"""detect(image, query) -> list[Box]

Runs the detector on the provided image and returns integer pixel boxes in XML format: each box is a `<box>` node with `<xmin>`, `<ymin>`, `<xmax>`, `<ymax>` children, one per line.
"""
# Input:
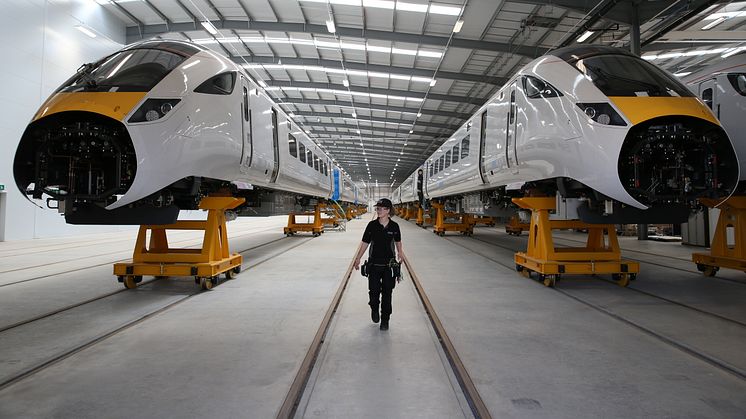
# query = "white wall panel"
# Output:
<box><xmin>0</xmin><ymin>0</ymin><xmax>125</xmax><ymax>240</ymax></box>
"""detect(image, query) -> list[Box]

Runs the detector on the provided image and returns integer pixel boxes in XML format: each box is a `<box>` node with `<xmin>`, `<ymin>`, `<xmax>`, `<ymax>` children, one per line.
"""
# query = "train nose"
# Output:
<box><xmin>13</xmin><ymin>111</ymin><xmax>137</xmax><ymax>205</ymax></box>
<box><xmin>617</xmin><ymin>115</ymin><xmax>739</xmax><ymax>207</ymax></box>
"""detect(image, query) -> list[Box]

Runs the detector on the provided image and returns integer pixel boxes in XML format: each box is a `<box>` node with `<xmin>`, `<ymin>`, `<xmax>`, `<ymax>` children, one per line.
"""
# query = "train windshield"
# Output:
<box><xmin>575</xmin><ymin>54</ymin><xmax>693</xmax><ymax>97</ymax></box>
<box><xmin>727</xmin><ymin>74</ymin><xmax>746</xmax><ymax>96</ymax></box>
<box><xmin>57</xmin><ymin>48</ymin><xmax>187</xmax><ymax>93</ymax></box>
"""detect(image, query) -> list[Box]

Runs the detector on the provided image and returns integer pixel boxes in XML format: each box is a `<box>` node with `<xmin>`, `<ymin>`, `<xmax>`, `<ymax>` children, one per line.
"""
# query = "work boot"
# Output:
<box><xmin>380</xmin><ymin>319</ymin><xmax>389</xmax><ymax>331</ymax></box>
<box><xmin>371</xmin><ymin>307</ymin><xmax>380</xmax><ymax>323</ymax></box>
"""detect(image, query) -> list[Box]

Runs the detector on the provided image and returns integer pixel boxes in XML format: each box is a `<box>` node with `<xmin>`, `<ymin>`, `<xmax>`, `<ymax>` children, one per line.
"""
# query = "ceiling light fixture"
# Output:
<box><xmin>453</xmin><ymin>19</ymin><xmax>464</xmax><ymax>33</ymax></box>
<box><xmin>702</xmin><ymin>17</ymin><xmax>727</xmax><ymax>30</ymax></box>
<box><xmin>576</xmin><ymin>31</ymin><xmax>594</xmax><ymax>43</ymax></box>
<box><xmin>201</xmin><ymin>21</ymin><xmax>218</xmax><ymax>35</ymax></box>
<box><xmin>343</xmin><ymin>79</ymin><xmax>350</xmax><ymax>87</ymax></box>
<box><xmin>326</xmin><ymin>19</ymin><xmax>336</xmax><ymax>33</ymax></box>
<box><xmin>75</xmin><ymin>25</ymin><xmax>97</xmax><ymax>38</ymax></box>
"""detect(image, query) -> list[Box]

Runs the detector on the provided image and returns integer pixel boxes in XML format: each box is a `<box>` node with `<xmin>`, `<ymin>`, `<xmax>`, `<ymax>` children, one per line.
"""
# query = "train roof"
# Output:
<box><xmin>548</xmin><ymin>45</ymin><xmax>638</xmax><ymax>65</ymax></box>
<box><xmin>124</xmin><ymin>40</ymin><xmax>205</xmax><ymax>58</ymax></box>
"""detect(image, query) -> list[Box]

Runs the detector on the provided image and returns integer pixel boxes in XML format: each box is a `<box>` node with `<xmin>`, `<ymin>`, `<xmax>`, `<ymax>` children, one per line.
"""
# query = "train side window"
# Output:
<box><xmin>445</xmin><ymin>150</ymin><xmax>452</xmax><ymax>168</ymax></box>
<box><xmin>439</xmin><ymin>155</ymin><xmax>445</xmax><ymax>172</ymax></box>
<box><xmin>307</xmin><ymin>150</ymin><xmax>313</xmax><ymax>168</ymax></box>
<box><xmin>195</xmin><ymin>72</ymin><xmax>236</xmax><ymax>95</ymax></box>
<box><xmin>288</xmin><ymin>134</ymin><xmax>297</xmax><ymax>158</ymax></box>
<box><xmin>522</xmin><ymin>75</ymin><xmax>561</xmax><ymax>99</ymax></box>
<box><xmin>323</xmin><ymin>162</ymin><xmax>328</xmax><ymax>176</ymax></box>
<box><xmin>452</xmin><ymin>145</ymin><xmax>459</xmax><ymax>163</ymax></box>
<box><xmin>314</xmin><ymin>155</ymin><xmax>320</xmax><ymax>172</ymax></box>
<box><xmin>727</xmin><ymin>74</ymin><xmax>746</xmax><ymax>96</ymax></box>
<box><xmin>701</xmin><ymin>88</ymin><xmax>713</xmax><ymax>109</ymax></box>
<box><xmin>461</xmin><ymin>137</ymin><xmax>469</xmax><ymax>158</ymax></box>
<box><xmin>429</xmin><ymin>163</ymin><xmax>433</xmax><ymax>178</ymax></box>
<box><xmin>299</xmin><ymin>143</ymin><xmax>306</xmax><ymax>163</ymax></box>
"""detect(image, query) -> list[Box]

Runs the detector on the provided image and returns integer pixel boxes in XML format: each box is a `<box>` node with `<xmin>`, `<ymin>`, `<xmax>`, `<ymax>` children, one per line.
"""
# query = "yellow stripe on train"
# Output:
<box><xmin>33</xmin><ymin>92</ymin><xmax>147</xmax><ymax>122</ymax></box>
<box><xmin>609</xmin><ymin>96</ymin><xmax>719</xmax><ymax>126</ymax></box>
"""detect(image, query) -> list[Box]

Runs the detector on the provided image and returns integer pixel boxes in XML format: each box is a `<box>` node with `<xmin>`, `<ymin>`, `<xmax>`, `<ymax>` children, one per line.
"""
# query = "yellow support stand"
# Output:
<box><xmin>512</xmin><ymin>197</ymin><xmax>639</xmax><ymax>287</ymax></box>
<box><xmin>113</xmin><ymin>196</ymin><xmax>245</xmax><ymax>290</ymax></box>
<box><xmin>505</xmin><ymin>214</ymin><xmax>529</xmax><ymax>236</ymax></box>
<box><xmin>472</xmin><ymin>215</ymin><xmax>496</xmax><ymax>227</ymax></box>
<box><xmin>284</xmin><ymin>202</ymin><xmax>324</xmax><ymax>237</ymax></box>
<box><xmin>432</xmin><ymin>202</ymin><xmax>474</xmax><ymax>236</ymax></box>
<box><xmin>692</xmin><ymin>196</ymin><xmax>746</xmax><ymax>277</ymax></box>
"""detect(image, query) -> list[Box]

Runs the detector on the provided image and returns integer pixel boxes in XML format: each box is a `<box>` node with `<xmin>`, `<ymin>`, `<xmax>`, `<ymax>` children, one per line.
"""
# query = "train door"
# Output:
<box><xmin>478</xmin><ymin>111</ymin><xmax>488</xmax><ymax>183</ymax></box>
<box><xmin>506</xmin><ymin>83</ymin><xmax>519</xmax><ymax>174</ymax></box>
<box><xmin>239</xmin><ymin>77</ymin><xmax>253</xmax><ymax>173</ymax></box>
<box><xmin>699</xmin><ymin>79</ymin><xmax>718</xmax><ymax>118</ymax></box>
<box><xmin>270</xmin><ymin>108</ymin><xmax>280</xmax><ymax>183</ymax></box>
<box><xmin>416</xmin><ymin>168</ymin><xmax>424</xmax><ymax>206</ymax></box>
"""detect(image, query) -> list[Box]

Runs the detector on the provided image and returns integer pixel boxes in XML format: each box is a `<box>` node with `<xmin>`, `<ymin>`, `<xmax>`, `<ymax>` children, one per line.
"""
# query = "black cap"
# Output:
<box><xmin>374</xmin><ymin>198</ymin><xmax>393</xmax><ymax>209</ymax></box>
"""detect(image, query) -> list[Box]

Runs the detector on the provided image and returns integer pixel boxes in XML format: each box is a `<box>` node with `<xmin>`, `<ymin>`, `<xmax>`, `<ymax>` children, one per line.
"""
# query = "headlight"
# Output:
<box><xmin>576</xmin><ymin>103</ymin><xmax>626</xmax><ymax>126</ymax></box>
<box><xmin>129</xmin><ymin>99</ymin><xmax>181</xmax><ymax>123</ymax></box>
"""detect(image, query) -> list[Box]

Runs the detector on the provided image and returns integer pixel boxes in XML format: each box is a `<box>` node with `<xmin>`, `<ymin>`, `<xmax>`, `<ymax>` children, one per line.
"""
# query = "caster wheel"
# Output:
<box><xmin>702</xmin><ymin>265</ymin><xmax>718</xmax><ymax>277</ymax></box>
<box><xmin>225</xmin><ymin>267</ymin><xmax>240</xmax><ymax>280</ymax></box>
<box><xmin>200</xmin><ymin>277</ymin><xmax>215</xmax><ymax>290</ymax></box>
<box><xmin>515</xmin><ymin>264</ymin><xmax>524</xmax><ymax>272</ymax></box>
<box><xmin>616</xmin><ymin>273</ymin><xmax>630</xmax><ymax>287</ymax></box>
<box><xmin>123</xmin><ymin>275</ymin><xmax>141</xmax><ymax>289</ymax></box>
<box><xmin>542</xmin><ymin>274</ymin><xmax>556</xmax><ymax>288</ymax></box>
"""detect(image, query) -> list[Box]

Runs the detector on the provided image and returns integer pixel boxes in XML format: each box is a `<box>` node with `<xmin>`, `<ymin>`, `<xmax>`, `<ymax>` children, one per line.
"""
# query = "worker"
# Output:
<box><xmin>353</xmin><ymin>198</ymin><xmax>404</xmax><ymax>331</ymax></box>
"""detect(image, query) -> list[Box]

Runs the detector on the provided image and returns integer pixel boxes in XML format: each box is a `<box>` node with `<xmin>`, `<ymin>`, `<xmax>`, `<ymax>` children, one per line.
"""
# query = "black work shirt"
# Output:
<box><xmin>362</xmin><ymin>219</ymin><xmax>401</xmax><ymax>264</ymax></box>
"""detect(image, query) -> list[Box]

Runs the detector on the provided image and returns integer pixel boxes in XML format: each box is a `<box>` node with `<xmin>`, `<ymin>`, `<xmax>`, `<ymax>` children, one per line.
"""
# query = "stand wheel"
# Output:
<box><xmin>123</xmin><ymin>275</ymin><xmax>141</xmax><ymax>289</ymax></box>
<box><xmin>225</xmin><ymin>266</ymin><xmax>240</xmax><ymax>280</ymax></box>
<box><xmin>313</xmin><ymin>232</ymin><xmax>321</xmax><ymax>237</ymax></box>
<box><xmin>615</xmin><ymin>273</ymin><xmax>631</xmax><ymax>287</ymax></box>
<box><xmin>702</xmin><ymin>265</ymin><xmax>718</xmax><ymax>277</ymax></box>
<box><xmin>200</xmin><ymin>277</ymin><xmax>215</xmax><ymax>290</ymax></box>
<box><xmin>541</xmin><ymin>274</ymin><xmax>556</xmax><ymax>288</ymax></box>
<box><xmin>515</xmin><ymin>264</ymin><xmax>524</xmax><ymax>272</ymax></box>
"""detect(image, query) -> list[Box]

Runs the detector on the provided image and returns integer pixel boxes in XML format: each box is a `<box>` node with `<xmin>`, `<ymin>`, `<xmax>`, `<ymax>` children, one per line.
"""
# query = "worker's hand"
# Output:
<box><xmin>353</xmin><ymin>258</ymin><xmax>360</xmax><ymax>270</ymax></box>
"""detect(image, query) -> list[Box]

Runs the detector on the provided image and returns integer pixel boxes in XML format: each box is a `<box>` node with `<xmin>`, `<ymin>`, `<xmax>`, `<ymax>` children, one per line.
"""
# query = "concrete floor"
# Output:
<box><xmin>0</xmin><ymin>215</ymin><xmax>745</xmax><ymax>418</ymax></box>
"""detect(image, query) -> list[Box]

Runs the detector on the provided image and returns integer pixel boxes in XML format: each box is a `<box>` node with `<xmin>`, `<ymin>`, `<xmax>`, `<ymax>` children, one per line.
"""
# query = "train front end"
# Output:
<box><xmin>13</xmin><ymin>41</ymin><xmax>203</xmax><ymax>224</ymax></box>
<box><xmin>554</xmin><ymin>46</ymin><xmax>739</xmax><ymax>222</ymax></box>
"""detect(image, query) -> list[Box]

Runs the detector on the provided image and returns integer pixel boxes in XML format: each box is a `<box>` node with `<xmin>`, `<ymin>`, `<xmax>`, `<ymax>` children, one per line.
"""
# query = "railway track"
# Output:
<box><xmin>276</xmin><ymin>257</ymin><xmax>492</xmax><ymax>419</ymax></box>
<box><xmin>0</xmin><ymin>234</ymin><xmax>314</xmax><ymax>391</ymax></box>
<box><xmin>441</xmin><ymin>234</ymin><xmax>746</xmax><ymax>382</ymax></box>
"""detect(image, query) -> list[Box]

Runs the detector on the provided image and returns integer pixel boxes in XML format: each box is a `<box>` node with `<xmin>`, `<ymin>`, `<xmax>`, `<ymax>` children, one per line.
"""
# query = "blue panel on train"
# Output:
<box><xmin>332</xmin><ymin>169</ymin><xmax>340</xmax><ymax>200</ymax></box>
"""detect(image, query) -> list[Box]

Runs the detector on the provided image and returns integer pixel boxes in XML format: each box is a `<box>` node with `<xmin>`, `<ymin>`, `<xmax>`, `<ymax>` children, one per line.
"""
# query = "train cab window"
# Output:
<box><xmin>461</xmin><ymin>138</ymin><xmax>470</xmax><ymax>158</ymax></box>
<box><xmin>727</xmin><ymin>74</ymin><xmax>746</xmax><ymax>96</ymax></box>
<box><xmin>445</xmin><ymin>150</ymin><xmax>452</xmax><ymax>168</ymax></box>
<box><xmin>701</xmin><ymin>88</ymin><xmax>713</xmax><ymax>109</ymax></box>
<box><xmin>299</xmin><ymin>143</ymin><xmax>307</xmax><ymax>163</ymax></box>
<box><xmin>452</xmin><ymin>145</ymin><xmax>460</xmax><ymax>164</ymax></box>
<box><xmin>522</xmin><ymin>75</ymin><xmax>561</xmax><ymax>99</ymax></box>
<box><xmin>58</xmin><ymin>48</ymin><xmax>186</xmax><ymax>93</ymax></box>
<box><xmin>195</xmin><ymin>72</ymin><xmax>236</xmax><ymax>95</ymax></box>
<box><xmin>307</xmin><ymin>150</ymin><xmax>313</xmax><ymax>168</ymax></box>
<box><xmin>574</xmin><ymin>55</ymin><xmax>692</xmax><ymax>97</ymax></box>
<box><xmin>288</xmin><ymin>134</ymin><xmax>298</xmax><ymax>158</ymax></box>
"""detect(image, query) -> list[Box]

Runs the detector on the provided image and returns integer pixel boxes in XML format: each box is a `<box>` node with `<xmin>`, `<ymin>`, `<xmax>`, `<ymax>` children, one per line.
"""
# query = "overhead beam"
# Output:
<box><xmin>296</xmin><ymin>113</ymin><xmax>455</xmax><ymax>130</ymax></box>
<box><xmin>233</xmin><ymin>56</ymin><xmax>505</xmax><ymax>86</ymax></box>
<box><xmin>125</xmin><ymin>20</ymin><xmax>542</xmax><ymax>58</ymax></box>
<box><xmin>279</xmin><ymin>99</ymin><xmax>473</xmax><ymax>119</ymax></box>
<box><xmin>269</xmin><ymin>80</ymin><xmax>485</xmax><ymax>106</ymax></box>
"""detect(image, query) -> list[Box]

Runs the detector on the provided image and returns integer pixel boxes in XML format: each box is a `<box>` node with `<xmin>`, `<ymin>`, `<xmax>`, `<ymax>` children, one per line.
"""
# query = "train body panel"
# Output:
<box><xmin>684</xmin><ymin>56</ymin><xmax>746</xmax><ymax>180</ymax></box>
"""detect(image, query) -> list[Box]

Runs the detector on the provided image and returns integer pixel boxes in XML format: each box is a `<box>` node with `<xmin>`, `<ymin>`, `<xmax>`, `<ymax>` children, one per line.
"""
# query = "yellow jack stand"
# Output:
<box><xmin>403</xmin><ymin>204</ymin><xmax>417</xmax><ymax>221</ymax></box>
<box><xmin>692</xmin><ymin>196</ymin><xmax>746</xmax><ymax>277</ymax></box>
<box><xmin>284</xmin><ymin>202</ymin><xmax>324</xmax><ymax>237</ymax></box>
<box><xmin>505</xmin><ymin>214</ymin><xmax>529</xmax><ymax>236</ymax></box>
<box><xmin>113</xmin><ymin>197</ymin><xmax>245</xmax><ymax>290</ymax></box>
<box><xmin>472</xmin><ymin>215</ymin><xmax>496</xmax><ymax>227</ymax></box>
<box><xmin>512</xmin><ymin>197</ymin><xmax>639</xmax><ymax>287</ymax></box>
<box><xmin>432</xmin><ymin>202</ymin><xmax>474</xmax><ymax>236</ymax></box>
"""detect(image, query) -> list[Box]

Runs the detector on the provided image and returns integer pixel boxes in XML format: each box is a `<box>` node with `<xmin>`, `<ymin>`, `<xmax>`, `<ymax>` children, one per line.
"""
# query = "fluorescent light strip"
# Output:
<box><xmin>282</xmin><ymin>102</ymin><xmax>423</xmax><ymax>116</ymax></box>
<box><xmin>297</xmin><ymin>115</ymin><xmax>414</xmax><ymax>127</ymax></box>
<box><xmin>642</xmin><ymin>48</ymin><xmax>730</xmax><ymax>60</ymax></box>
<box><xmin>576</xmin><ymin>31</ymin><xmax>594</xmax><ymax>43</ymax></box>
<box><xmin>267</xmin><ymin>86</ymin><xmax>424</xmax><ymax>102</ymax></box>
<box><xmin>298</xmin><ymin>0</ymin><xmax>460</xmax><ymax>16</ymax></box>
<box><xmin>75</xmin><ymin>25</ymin><xmax>97</xmax><ymax>38</ymax></box>
<box><xmin>193</xmin><ymin>36</ymin><xmax>442</xmax><ymax>58</ymax></box>
<box><xmin>243</xmin><ymin>63</ymin><xmax>434</xmax><ymax>84</ymax></box>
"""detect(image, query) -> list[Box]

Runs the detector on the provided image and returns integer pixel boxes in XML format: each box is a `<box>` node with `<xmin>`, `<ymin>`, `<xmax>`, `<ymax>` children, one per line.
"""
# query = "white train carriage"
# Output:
<box><xmin>398</xmin><ymin>45</ymin><xmax>739</xmax><ymax>224</ymax></box>
<box><xmin>684</xmin><ymin>54</ymin><xmax>746</xmax><ymax>181</ymax></box>
<box><xmin>13</xmin><ymin>40</ymin><xmax>342</xmax><ymax>225</ymax></box>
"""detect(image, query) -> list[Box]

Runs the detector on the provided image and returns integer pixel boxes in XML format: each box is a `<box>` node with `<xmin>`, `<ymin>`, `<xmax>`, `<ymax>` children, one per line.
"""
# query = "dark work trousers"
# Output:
<box><xmin>368</xmin><ymin>265</ymin><xmax>396</xmax><ymax>320</ymax></box>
